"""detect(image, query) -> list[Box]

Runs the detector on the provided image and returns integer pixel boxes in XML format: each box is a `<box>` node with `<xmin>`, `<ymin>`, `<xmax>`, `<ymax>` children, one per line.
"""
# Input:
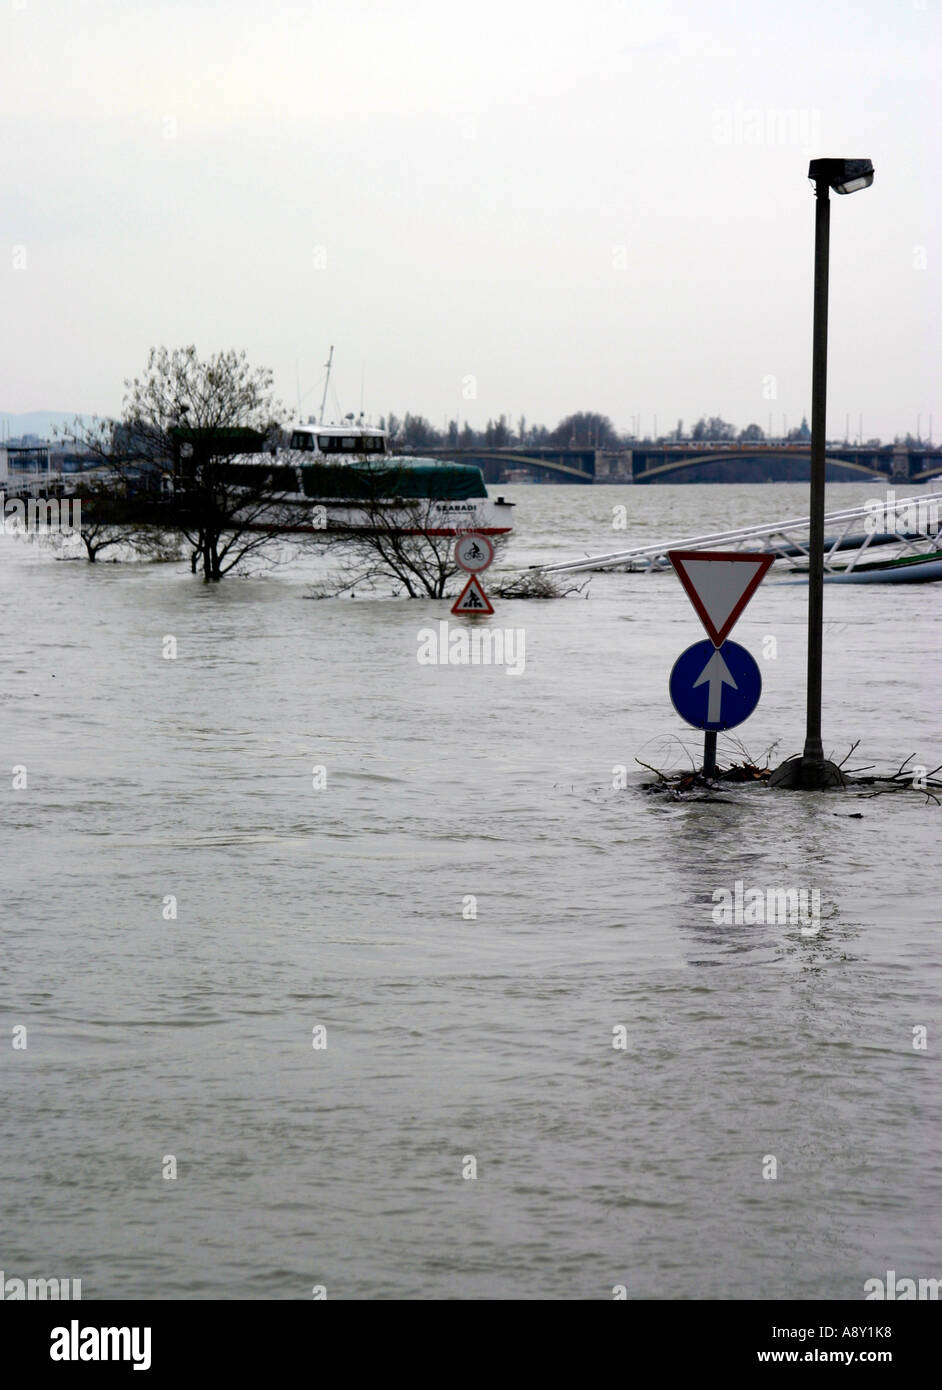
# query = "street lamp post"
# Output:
<box><xmin>772</xmin><ymin>158</ymin><xmax>873</xmax><ymax>791</ymax></box>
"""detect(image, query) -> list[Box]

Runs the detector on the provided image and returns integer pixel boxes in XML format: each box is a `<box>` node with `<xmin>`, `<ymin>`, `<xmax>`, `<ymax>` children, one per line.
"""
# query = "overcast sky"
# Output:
<box><xmin>1</xmin><ymin>0</ymin><xmax>938</xmax><ymax>440</ymax></box>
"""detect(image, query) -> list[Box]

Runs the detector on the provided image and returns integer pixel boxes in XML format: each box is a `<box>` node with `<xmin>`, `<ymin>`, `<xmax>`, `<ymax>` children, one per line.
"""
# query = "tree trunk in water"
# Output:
<box><xmin>203</xmin><ymin>533</ymin><xmax>222</xmax><ymax>581</ymax></box>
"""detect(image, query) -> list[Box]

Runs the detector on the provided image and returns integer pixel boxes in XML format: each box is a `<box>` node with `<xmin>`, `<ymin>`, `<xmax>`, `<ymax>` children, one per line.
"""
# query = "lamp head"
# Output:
<box><xmin>808</xmin><ymin>157</ymin><xmax>874</xmax><ymax>194</ymax></box>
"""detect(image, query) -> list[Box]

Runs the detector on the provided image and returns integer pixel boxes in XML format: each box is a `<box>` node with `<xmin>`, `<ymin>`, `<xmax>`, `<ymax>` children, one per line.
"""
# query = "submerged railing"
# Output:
<box><xmin>529</xmin><ymin>492</ymin><xmax>942</xmax><ymax>576</ymax></box>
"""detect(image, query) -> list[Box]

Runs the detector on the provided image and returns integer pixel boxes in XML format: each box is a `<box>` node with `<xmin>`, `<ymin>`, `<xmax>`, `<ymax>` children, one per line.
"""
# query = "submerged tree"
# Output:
<box><xmin>50</xmin><ymin>416</ymin><xmax>159</xmax><ymax>562</ymax></box>
<box><xmin>306</xmin><ymin>463</ymin><xmax>507</xmax><ymax>600</ymax></box>
<box><xmin>71</xmin><ymin>479</ymin><xmax>146</xmax><ymax>561</ymax></box>
<box><xmin>59</xmin><ymin>348</ymin><xmax>296</xmax><ymax>579</ymax></box>
<box><xmin>311</xmin><ymin>499</ymin><xmax>467</xmax><ymax>599</ymax></box>
<box><xmin>123</xmin><ymin>346</ymin><xmax>295</xmax><ymax>580</ymax></box>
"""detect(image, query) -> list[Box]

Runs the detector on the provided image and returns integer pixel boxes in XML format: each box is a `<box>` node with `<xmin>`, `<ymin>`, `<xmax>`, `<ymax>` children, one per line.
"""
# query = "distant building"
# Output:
<box><xmin>1</xmin><ymin>445</ymin><xmax>51</xmax><ymax>486</ymax></box>
<box><xmin>1</xmin><ymin>441</ymin><xmax>102</xmax><ymax>493</ymax></box>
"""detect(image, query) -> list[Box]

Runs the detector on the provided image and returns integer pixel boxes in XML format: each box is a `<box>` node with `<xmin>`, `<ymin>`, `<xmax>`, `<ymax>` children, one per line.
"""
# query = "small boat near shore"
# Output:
<box><xmin>821</xmin><ymin>550</ymin><xmax>942</xmax><ymax>583</ymax></box>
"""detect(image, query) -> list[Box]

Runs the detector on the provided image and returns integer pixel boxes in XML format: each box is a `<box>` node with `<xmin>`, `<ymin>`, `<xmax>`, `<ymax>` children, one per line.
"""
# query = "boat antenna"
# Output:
<box><xmin>319</xmin><ymin>345</ymin><xmax>334</xmax><ymax>425</ymax></box>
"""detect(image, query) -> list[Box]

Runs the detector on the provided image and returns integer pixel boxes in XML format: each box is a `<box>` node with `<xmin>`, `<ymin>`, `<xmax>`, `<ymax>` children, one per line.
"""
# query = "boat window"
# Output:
<box><xmin>315</xmin><ymin>434</ymin><xmax>388</xmax><ymax>455</ymax></box>
<box><xmin>289</xmin><ymin>431</ymin><xmax>315</xmax><ymax>450</ymax></box>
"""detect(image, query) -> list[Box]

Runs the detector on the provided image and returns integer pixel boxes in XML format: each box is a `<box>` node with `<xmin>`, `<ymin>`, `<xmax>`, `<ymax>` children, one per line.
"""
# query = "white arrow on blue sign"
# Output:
<box><xmin>669</xmin><ymin>638</ymin><xmax>761</xmax><ymax>731</ymax></box>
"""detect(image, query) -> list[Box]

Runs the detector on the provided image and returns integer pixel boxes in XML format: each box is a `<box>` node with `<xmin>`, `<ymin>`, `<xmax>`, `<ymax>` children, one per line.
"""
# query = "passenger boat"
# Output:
<box><xmin>256</xmin><ymin>419</ymin><xmax>515</xmax><ymax>536</ymax></box>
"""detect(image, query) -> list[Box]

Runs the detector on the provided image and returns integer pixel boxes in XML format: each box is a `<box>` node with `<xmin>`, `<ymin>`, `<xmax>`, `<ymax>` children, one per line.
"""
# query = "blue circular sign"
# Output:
<box><xmin>669</xmin><ymin>639</ymin><xmax>761</xmax><ymax>731</ymax></box>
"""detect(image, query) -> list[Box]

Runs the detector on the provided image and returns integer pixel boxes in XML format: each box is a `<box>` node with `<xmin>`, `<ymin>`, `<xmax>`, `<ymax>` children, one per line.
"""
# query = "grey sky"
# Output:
<box><xmin>1</xmin><ymin>0</ymin><xmax>938</xmax><ymax>439</ymax></box>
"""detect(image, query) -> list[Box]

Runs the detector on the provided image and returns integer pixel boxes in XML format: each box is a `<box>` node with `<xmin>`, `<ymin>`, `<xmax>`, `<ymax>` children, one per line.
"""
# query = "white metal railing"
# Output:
<box><xmin>529</xmin><ymin>492</ymin><xmax>942</xmax><ymax>575</ymax></box>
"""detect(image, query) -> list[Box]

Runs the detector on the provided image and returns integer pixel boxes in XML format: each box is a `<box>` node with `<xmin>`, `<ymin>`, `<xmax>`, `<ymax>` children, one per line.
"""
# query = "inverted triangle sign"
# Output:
<box><xmin>451</xmin><ymin>574</ymin><xmax>494</xmax><ymax>616</ymax></box>
<box><xmin>667</xmin><ymin>550</ymin><xmax>774</xmax><ymax>646</ymax></box>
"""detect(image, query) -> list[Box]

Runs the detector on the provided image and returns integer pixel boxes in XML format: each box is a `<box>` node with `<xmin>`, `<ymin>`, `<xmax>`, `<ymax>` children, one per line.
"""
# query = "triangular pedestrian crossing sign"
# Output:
<box><xmin>667</xmin><ymin>550</ymin><xmax>774</xmax><ymax>646</ymax></box>
<box><xmin>451</xmin><ymin>574</ymin><xmax>494</xmax><ymax>615</ymax></box>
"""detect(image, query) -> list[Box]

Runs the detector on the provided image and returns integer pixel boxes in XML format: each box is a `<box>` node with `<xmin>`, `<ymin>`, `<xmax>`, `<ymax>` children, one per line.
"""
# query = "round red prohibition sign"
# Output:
<box><xmin>454</xmin><ymin>533</ymin><xmax>494</xmax><ymax>574</ymax></box>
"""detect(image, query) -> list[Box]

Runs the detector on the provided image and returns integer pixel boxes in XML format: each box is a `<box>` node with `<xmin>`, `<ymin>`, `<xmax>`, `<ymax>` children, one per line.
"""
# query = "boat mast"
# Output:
<box><xmin>319</xmin><ymin>345</ymin><xmax>334</xmax><ymax>425</ymax></box>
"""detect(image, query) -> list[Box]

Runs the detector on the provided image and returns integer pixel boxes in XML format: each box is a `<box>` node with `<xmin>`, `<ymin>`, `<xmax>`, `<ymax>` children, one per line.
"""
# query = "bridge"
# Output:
<box><xmin>420</xmin><ymin>442</ymin><xmax>942</xmax><ymax>486</ymax></box>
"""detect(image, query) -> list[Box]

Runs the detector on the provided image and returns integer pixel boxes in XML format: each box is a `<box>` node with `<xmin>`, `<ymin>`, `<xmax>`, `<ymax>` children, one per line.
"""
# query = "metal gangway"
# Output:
<box><xmin>530</xmin><ymin>491</ymin><xmax>942</xmax><ymax>576</ymax></box>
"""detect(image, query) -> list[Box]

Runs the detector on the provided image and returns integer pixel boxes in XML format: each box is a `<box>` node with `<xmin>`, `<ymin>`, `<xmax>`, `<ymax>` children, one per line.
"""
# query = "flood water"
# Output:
<box><xmin>2</xmin><ymin>481</ymin><xmax>940</xmax><ymax>1300</ymax></box>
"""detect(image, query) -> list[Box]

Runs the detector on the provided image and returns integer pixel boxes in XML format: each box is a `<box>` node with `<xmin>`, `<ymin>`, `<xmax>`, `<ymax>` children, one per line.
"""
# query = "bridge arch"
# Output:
<box><xmin>634</xmin><ymin>449</ymin><xmax>883</xmax><ymax>482</ymax></box>
<box><xmin>425</xmin><ymin>450</ymin><xmax>594</xmax><ymax>482</ymax></box>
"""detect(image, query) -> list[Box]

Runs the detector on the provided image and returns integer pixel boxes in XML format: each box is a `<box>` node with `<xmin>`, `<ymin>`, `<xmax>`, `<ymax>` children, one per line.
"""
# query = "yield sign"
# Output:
<box><xmin>667</xmin><ymin>550</ymin><xmax>774</xmax><ymax>646</ymax></box>
<box><xmin>451</xmin><ymin>574</ymin><xmax>494</xmax><ymax>616</ymax></box>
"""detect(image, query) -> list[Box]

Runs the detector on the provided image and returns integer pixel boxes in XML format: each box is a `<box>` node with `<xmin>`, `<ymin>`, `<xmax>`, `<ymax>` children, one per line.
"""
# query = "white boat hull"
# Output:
<box><xmin>316</xmin><ymin>496</ymin><xmax>513</xmax><ymax>535</ymax></box>
<box><xmin>251</xmin><ymin>494</ymin><xmax>514</xmax><ymax>536</ymax></box>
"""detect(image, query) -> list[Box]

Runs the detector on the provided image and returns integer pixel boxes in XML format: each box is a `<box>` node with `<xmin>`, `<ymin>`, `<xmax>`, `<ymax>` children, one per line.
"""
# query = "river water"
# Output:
<box><xmin>2</xmin><ymin>481</ymin><xmax>940</xmax><ymax>1300</ymax></box>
